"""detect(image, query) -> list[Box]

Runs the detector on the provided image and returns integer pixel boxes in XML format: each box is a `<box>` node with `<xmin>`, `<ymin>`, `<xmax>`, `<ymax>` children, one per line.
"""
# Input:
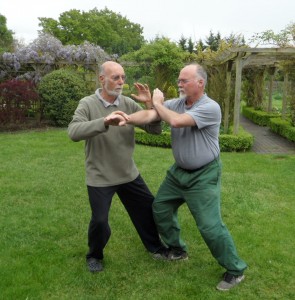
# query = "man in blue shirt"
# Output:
<box><xmin>120</xmin><ymin>63</ymin><xmax>247</xmax><ymax>291</ymax></box>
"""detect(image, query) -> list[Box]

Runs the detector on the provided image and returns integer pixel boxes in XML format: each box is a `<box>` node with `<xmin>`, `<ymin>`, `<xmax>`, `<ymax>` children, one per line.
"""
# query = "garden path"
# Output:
<box><xmin>239</xmin><ymin>115</ymin><xmax>295</xmax><ymax>154</ymax></box>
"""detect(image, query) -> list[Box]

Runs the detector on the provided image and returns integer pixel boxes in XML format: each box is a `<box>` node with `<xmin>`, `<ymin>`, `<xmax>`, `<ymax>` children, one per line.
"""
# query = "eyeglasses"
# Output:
<box><xmin>176</xmin><ymin>79</ymin><xmax>194</xmax><ymax>85</ymax></box>
<box><xmin>110</xmin><ymin>75</ymin><xmax>126</xmax><ymax>81</ymax></box>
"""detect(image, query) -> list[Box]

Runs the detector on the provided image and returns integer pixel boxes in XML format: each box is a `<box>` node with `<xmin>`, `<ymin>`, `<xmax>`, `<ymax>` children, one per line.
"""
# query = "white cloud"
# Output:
<box><xmin>1</xmin><ymin>0</ymin><xmax>294</xmax><ymax>44</ymax></box>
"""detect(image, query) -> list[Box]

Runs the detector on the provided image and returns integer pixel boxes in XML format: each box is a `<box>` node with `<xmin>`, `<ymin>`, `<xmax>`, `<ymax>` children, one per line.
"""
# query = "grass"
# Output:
<box><xmin>263</xmin><ymin>92</ymin><xmax>289</xmax><ymax>114</ymax></box>
<box><xmin>1</xmin><ymin>128</ymin><xmax>295</xmax><ymax>300</ymax></box>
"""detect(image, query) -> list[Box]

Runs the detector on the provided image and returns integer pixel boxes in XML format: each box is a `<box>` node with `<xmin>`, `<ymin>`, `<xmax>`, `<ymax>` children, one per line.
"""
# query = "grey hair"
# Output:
<box><xmin>195</xmin><ymin>64</ymin><xmax>207</xmax><ymax>87</ymax></box>
<box><xmin>99</xmin><ymin>64</ymin><xmax>105</xmax><ymax>76</ymax></box>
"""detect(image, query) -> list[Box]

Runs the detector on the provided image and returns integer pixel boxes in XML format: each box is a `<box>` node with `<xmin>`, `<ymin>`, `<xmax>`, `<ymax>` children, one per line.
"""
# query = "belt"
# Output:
<box><xmin>179</xmin><ymin>156</ymin><xmax>219</xmax><ymax>173</ymax></box>
<box><xmin>180</xmin><ymin>166</ymin><xmax>205</xmax><ymax>173</ymax></box>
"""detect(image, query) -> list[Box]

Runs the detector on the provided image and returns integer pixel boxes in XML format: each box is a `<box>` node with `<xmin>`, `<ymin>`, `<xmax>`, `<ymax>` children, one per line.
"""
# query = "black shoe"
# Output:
<box><xmin>87</xmin><ymin>258</ymin><xmax>103</xmax><ymax>272</ymax></box>
<box><xmin>151</xmin><ymin>247</ymin><xmax>169</xmax><ymax>260</ymax></box>
<box><xmin>167</xmin><ymin>248</ymin><xmax>188</xmax><ymax>261</ymax></box>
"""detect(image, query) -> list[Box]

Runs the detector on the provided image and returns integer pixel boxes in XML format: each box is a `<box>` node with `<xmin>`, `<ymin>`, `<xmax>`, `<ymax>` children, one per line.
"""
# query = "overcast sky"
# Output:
<box><xmin>1</xmin><ymin>0</ymin><xmax>294</xmax><ymax>45</ymax></box>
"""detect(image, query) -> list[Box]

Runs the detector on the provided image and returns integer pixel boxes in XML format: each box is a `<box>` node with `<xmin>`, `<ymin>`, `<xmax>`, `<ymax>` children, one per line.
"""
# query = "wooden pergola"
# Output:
<box><xmin>213</xmin><ymin>47</ymin><xmax>295</xmax><ymax>134</ymax></box>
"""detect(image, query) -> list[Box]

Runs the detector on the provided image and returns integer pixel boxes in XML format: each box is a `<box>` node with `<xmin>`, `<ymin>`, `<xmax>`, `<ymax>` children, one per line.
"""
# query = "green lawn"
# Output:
<box><xmin>1</xmin><ymin>129</ymin><xmax>294</xmax><ymax>300</ymax></box>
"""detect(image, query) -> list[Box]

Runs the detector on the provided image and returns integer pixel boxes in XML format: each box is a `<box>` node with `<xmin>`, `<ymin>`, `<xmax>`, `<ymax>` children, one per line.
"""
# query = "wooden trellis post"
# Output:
<box><xmin>224</xmin><ymin>60</ymin><xmax>233</xmax><ymax>134</ymax></box>
<box><xmin>233</xmin><ymin>52</ymin><xmax>244</xmax><ymax>135</ymax></box>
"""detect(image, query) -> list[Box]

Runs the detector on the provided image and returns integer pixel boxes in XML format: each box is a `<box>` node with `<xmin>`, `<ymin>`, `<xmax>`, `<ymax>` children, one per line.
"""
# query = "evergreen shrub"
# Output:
<box><xmin>242</xmin><ymin>106</ymin><xmax>280</xmax><ymax>126</ymax></box>
<box><xmin>242</xmin><ymin>105</ymin><xmax>294</xmax><ymax>142</ymax></box>
<box><xmin>166</xmin><ymin>86</ymin><xmax>178</xmax><ymax>99</ymax></box>
<box><xmin>135</xmin><ymin>129</ymin><xmax>171</xmax><ymax>148</ymax></box>
<box><xmin>219</xmin><ymin>129</ymin><xmax>254</xmax><ymax>152</ymax></box>
<box><xmin>269</xmin><ymin>117</ymin><xmax>295</xmax><ymax>142</ymax></box>
<box><xmin>135</xmin><ymin>127</ymin><xmax>253</xmax><ymax>152</ymax></box>
<box><xmin>38</xmin><ymin>69</ymin><xmax>88</xmax><ymax>127</ymax></box>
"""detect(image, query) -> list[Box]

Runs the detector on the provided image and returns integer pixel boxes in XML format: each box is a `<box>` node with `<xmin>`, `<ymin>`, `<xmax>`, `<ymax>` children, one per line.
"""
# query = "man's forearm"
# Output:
<box><xmin>153</xmin><ymin>102</ymin><xmax>175</xmax><ymax>125</ymax></box>
<box><xmin>127</xmin><ymin>109</ymin><xmax>160</xmax><ymax>125</ymax></box>
<box><xmin>153</xmin><ymin>102</ymin><xmax>195</xmax><ymax>128</ymax></box>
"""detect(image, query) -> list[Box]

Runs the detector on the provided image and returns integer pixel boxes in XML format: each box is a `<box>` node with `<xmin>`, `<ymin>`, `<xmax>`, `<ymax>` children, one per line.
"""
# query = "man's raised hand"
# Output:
<box><xmin>131</xmin><ymin>83</ymin><xmax>153</xmax><ymax>109</ymax></box>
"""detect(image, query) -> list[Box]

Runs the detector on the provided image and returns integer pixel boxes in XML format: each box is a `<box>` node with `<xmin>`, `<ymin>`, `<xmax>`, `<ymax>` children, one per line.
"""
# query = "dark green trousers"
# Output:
<box><xmin>153</xmin><ymin>158</ymin><xmax>247</xmax><ymax>275</ymax></box>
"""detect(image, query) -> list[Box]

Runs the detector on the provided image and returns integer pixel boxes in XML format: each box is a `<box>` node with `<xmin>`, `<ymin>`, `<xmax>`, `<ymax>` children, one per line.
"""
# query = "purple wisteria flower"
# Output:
<box><xmin>1</xmin><ymin>33</ymin><xmax>110</xmax><ymax>82</ymax></box>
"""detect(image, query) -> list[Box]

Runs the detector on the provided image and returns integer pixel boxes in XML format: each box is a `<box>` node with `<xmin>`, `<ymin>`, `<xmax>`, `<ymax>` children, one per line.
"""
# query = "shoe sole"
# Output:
<box><xmin>216</xmin><ymin>275</ymin><xmax>245</xmax><ymax>291</ymax></box>
<box><xmin>152</xmin><ymin>255</ymin><xmax>169</xmax><ymax>260</ymax></box>
<box><xmin>168</xmin><ymin>255</ymin><xmax>189</xmax><ymax>261</ymax></box>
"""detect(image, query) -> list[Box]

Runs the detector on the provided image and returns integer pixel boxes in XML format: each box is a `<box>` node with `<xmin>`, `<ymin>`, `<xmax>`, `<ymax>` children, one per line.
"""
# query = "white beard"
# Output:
<box><xmin>106</xmin><ymin>89</ymin><xmax>122</xmax><ymax>97</ymax></box>
<box><xmin>105</xmin><ymin>82</ymin><xmax>123</xmax><ymax>97</ymax></box>
<box><xmin>179</xmin><ymin>90</ymin><xmax>186</xmax><ymax>98</ymax></box>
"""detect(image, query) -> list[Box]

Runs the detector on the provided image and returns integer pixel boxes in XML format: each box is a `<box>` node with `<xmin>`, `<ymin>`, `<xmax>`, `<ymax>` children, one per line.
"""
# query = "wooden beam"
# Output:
<box><xmin>216</xmin><ymin>47</ymin><xmax>295</xmax><ymax>67</ymax></box>
<box><xmin>228</xmin><ymin>47</ymin><xmax>295</xmax><ymax>54</ymax></box>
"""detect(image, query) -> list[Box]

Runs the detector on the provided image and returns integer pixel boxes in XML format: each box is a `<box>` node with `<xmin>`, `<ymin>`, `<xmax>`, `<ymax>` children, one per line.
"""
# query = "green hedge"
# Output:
<box><xmin>219</xmin><ymin>130</ymin><xmax>254</xmax><ymax>152</ymax></box>
<box><xmin>269</xmin><ymin>118</ymin><xmax>295</xmax><ymax>142</ymax></box>
<box><xmin>135</xmin><ymin>129</ymin><xmax>171</xmax><ymax>148</ymax></box>
<box><xmin>242</xmin><ymin>106</ymin><xmax>280</xmax><ymax>126</ymax></box>
<box><xmin>242</xmin><ymin>105</ymin><xmax>295</xmax><ymax>143</ymax></box>
<box><xmin>135</xmin><ymin>127</ymin><xmax>253</xmax><ymax>152</ymax></box>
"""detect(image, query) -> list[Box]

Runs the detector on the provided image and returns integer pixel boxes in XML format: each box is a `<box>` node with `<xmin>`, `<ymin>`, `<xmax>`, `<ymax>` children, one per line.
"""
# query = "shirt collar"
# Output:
<box><xmin>184</xmin><ymin>93</ymin><xmax>207</xmax><ymax>109</ymax></box>
<box><xmin>95</xmin><ymin>88</ymin><xmax>120</xmax><ymax>107</ymax></box>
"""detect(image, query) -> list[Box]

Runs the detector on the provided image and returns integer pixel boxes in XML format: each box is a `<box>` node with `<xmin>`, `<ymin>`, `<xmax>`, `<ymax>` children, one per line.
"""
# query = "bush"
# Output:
<box><xmin>242</xmin><ymin>106</ymin><xmax>280</xmax><ymax>126</ymax></box>
<box><xmin>166</xmin><ymin>86</ymin><xmax>178</xmax><ymax>99</ymax></box>
<box><xmin>242</xmin><ymin>105</ymin><xmax>295</xmax><ymax>143</ymax></box>
<box><xmin>135</xmin><ymin>128</ymin><xmax>171</xmax><ymax>148</ymax></box>
<box><xmin>269</xmin><ymin>117</ymin><xmax>295</xmax><ymax>142</ymax></box>
<box><xmin>38</xmin><ymin>69</ymin><xmax>88</xmax><ymax>127</ymax></box>
<box><xmin>135</xmin><ymin>126</ymin><xmax>254</xmax><ymax>152</ymax></box>
<box><xmin>219</xmin><ymin>130</ymin><xmax>254</xmax><ymax>152</ymax></box>
<box><xmin>0</xmin><ymin>79</ymin><xmax>39</xmax><ymax>125</ymax></box>
<box><xmin>273</xmin><ymin>92</ymin><xmax>282</xmax><ymax>101</ymax></box>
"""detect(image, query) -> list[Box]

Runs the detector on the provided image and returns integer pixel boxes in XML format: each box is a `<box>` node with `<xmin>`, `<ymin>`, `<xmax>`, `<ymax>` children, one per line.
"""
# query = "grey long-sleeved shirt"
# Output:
<box><xmin>68</xmin><ymin>91</ymin><xmax>161</xmax><ymax>187</ymax></box>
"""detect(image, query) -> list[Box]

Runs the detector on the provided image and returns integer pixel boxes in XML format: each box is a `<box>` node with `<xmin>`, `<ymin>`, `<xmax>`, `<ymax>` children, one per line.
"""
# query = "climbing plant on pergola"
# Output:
<box><xmin>0</xmin><ymin>33</ymin><xmax>111</xmax><ymax>84</ymax></box>
<box><xmin>204</xmin><ymin>47</ymin><xmax>295</xmax><ymax>134</ymax></box>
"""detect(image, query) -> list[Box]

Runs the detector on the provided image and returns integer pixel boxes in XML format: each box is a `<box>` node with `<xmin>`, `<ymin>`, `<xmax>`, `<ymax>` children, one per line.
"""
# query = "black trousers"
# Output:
<box><xmin>86</xmin><ymin>175</ymin><xmax>163</xmax><ymax>260</ymax></box>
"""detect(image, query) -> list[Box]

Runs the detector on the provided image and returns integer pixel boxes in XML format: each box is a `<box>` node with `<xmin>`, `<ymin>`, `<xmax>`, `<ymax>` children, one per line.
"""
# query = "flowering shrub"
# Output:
<box><xmin>0</xmin><ymin>33</ymin><xmax>111</xmax><ymax>83</ymax></box>
<box><xmin>0</xmin><ymin>79</ymin><xmax>39</xmax><ymax>124</ymax></box>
